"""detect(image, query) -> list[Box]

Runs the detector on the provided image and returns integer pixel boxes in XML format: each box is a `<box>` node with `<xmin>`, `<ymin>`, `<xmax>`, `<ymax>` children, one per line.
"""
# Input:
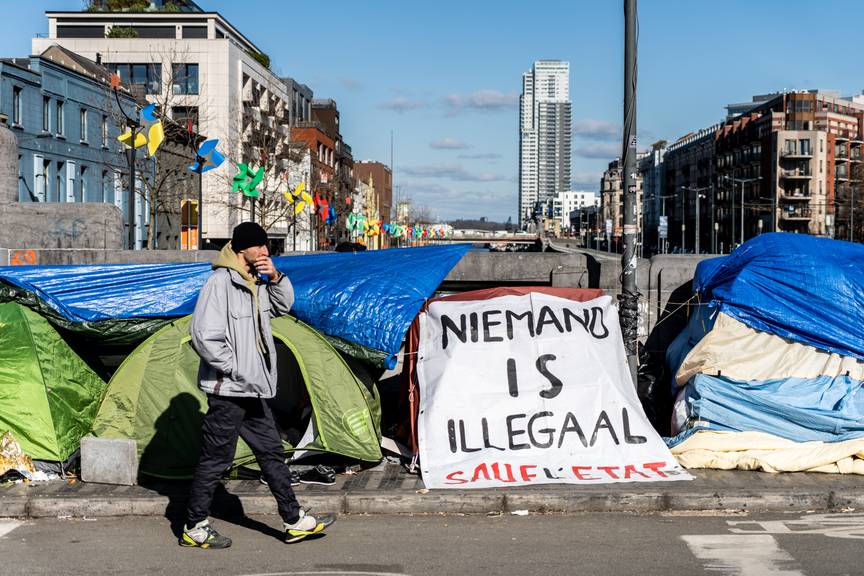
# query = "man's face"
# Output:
<box><xmin>240</xmin><ymin>244</ymin><xmax>269</xmax><ymax>270</ymax></box>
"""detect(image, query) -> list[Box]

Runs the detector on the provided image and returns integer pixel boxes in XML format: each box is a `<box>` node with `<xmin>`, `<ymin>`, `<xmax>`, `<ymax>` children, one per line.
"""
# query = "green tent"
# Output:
<box><xmin>91</xmin><ymin>314</ymin><xmax>382</xmax><ymax>479</ymax></box>
<box><xmin>0</xmin><ymin>302</ymin><xmax>108</xmax><ymax>462</ymax></box>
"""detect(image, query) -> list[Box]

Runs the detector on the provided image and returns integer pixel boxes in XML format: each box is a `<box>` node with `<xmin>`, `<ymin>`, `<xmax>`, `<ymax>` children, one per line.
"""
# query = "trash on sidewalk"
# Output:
<box><xmin>0</xmin><ymin>431</ymin><xmax>35</xmax><ymax>481</ymax></box>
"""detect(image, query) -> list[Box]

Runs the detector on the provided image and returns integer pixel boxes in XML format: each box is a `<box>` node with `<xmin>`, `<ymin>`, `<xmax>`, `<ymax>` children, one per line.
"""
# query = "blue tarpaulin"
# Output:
<box><xmin>0</xmin><ymin>245</ymin><xmax>470</xmax><ymax>366</ymax></box>
<box><xmin>693</xmin><ymin>232</ymin><xmax>864</xmax><ymax>360</ymax></box>
<box><xmin>670</xmin><ymin>372</ymin><xmax>864</xmax><ymax>445</ymax></box>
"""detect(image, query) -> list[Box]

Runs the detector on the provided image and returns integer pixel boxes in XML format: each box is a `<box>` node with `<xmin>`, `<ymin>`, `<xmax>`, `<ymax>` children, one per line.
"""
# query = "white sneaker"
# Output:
<box><xmin>283</xmin><ymin>508</ymin><xmax>336</xmax><ymax>543</ymax></box>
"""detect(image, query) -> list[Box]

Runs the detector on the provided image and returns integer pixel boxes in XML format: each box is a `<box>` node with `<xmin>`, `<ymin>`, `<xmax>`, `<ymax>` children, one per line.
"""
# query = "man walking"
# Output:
<box><xmin>182</xmin><ymin>222</ymin><xmax>334</xmax><ymax>548</ymax></box>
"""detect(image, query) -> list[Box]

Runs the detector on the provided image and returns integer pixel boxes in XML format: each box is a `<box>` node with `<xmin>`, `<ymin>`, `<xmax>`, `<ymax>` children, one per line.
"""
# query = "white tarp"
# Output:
<box><xmin>417</xmin><ymin>293</ymin><xmax>691</xmax><ymax>489</ymax></box>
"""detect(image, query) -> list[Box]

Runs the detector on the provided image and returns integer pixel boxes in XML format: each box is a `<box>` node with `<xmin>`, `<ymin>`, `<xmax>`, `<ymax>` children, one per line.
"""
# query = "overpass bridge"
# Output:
<box><xmin>425</xmin><ymin>234</ymin><xmax>539</xmax><ymax>244</ymax></box>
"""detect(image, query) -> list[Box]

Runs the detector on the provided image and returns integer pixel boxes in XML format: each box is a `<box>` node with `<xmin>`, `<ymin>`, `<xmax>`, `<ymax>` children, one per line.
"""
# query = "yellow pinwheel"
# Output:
<box><xmin>284</xmin><ymin>181</ymin><xmax>314</xmax><ymax>215</ymax></box>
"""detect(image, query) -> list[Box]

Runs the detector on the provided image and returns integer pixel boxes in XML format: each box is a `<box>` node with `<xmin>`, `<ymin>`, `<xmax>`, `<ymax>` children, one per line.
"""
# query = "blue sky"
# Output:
<box><xmin>3</xmin><ymin>0</ymin><xmax>864</xmax><ymax>222</ymax></box>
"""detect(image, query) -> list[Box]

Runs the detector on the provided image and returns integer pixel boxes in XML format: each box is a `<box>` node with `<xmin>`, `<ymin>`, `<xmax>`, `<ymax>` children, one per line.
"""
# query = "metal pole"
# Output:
<box><xmin>620</xmin><ymin>0</ymin><xmax>639</xmax><ymax>383</ymax></box>
<box><xmin>695</xmin><ymin>188</ymin><xmax>700</xmax><ymax>255</ymax></box>
<box><xmin>730</xmin><ymin>177</ymin><xmax>735</xmax><ymax>249</ymax></box>
<box><xmin>740</xmin><ymin>180</ymin><xmax>744</xmax><ymax>245</ymax></box>
<box><xmin>711</xmin><ymin>182</ymin><xmax>716</xmax><ymax>253</ymax></box>
<box><xmin>250</xmin><ymin>197</ymin><xmax>256</xmax><ymax>223</ymax></box>
<box><xmin>851</xmin><ymin>185</ymin><xmax>855</xmax><ymax>242</ymax></box>
<box><xmin>197</xmin><ymin>170</ymin><xmax>203</xmax><ymax>249</ymax></box>
<box><xmin>129</xmin><ymin>129</ymin><xmax>136</xmax><ymax>249</ymax></box>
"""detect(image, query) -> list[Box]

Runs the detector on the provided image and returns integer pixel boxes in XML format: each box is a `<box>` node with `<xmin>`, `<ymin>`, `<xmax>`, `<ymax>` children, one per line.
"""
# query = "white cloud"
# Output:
<box><xmin>572</xmin><ymin>119</ymin><xmax>621</xmax><ymax>141</ymax></box>
<box><xmin>430</xmin><ymin>138</ymin><xmax>469</xmax><ymax>150</ymax></box>
<box><xmin>574</xmin><ymin>142</ymin><xmax>620</xmax><ymax>159</ymax></box>
<box><xmin>402</xmin><ymin>163</ymin><xmax>510</xmax><ymax>182</ymax></box>
<box><xmin>443</xmin><ymin>90</ymin><xmax>518</xmax><ymax>113</ymax></box>
<box><xmin>380</xmin><ymin>97</ymin><xmax>427</xmax><ymax>112</ymax></box>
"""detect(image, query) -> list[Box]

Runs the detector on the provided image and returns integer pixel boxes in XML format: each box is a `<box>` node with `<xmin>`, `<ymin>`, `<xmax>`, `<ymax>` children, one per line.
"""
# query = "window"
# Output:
<box><xmin>79</xmin><ymin>109</ymin><xmax>88</xmax><ymax>143</ymax></box>
<box><xmin>172</xmin><ymin>106</ymin><xmax>199</xmax><ymax>132</ymax></box>
<box><xmin>12</xmin><ymin>87</ymin><xmax>22</xmax><ymax>126</ymax></box>
<box><xmin>80</xmin><ymin>165</ymin><xmax>88</xmax><ymax>202</ymax></box>
<box><xmin>56</xmin><ymin>161</ymin><xmax>64</xmax><ymax>202</ymax></box>
<box><xmin>172</xmin><ymin>63</ymin><xmax>199</xmax><ymax>95</ymax></box>
<box><xmin>101</xmin><ymin>115</ymin><xmax>108</xmax><ymax>147</ymax></box>
<box><xmin>102</xmin><ymin>170</ymin><xmax>110</xmax><ymax>203</ymax></box>
<box><xmin>183</xmin><ymin>26</ymin><xmax>207</xmax><ymax>39</ymax></box>
<box><xmin>42</xmin><ymin>96</ymin><xmax>50</xmax><ymax>132</ymax></box>
<box><xmin>56</xmin><ymin>101</ymin><xmax>64</xmax><ymax>136</ymax></box>
<box><xmin>108</xmin><ymin>63</ymin><xmax>162</xmax><ymax>95</ymax></box>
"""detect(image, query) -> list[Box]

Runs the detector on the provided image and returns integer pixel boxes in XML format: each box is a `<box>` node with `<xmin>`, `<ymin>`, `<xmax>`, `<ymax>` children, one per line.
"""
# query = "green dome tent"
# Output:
<box><xmin>91</xmin><ymin>315</ymin><xmax>382</xmax><ymax>479</ymax></box>
<box><xmin>0</xmin><ymin>302</ymin><xmax>108</xmax><ymax>462</ymax></box>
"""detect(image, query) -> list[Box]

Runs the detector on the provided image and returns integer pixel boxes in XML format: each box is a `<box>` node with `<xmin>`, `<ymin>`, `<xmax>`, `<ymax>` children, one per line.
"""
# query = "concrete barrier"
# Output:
<box><xmin>0</xmin><ymin>203</ymin><xmax>124</xmax><ymax>250</ymax></box>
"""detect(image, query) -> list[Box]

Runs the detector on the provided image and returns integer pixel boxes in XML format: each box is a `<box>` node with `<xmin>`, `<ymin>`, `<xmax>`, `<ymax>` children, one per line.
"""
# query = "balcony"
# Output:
<box><xmin>781</xmin><ymin>208</ymin><xmax>812</xmax><ymax>220</ymax></box>
<box><xmin>780</xmin><ymin>168</ymin><xmax>812</xmax><ymax>179</ymax></box>
<box><xmin>780</xmin><ymin>192</ymin><xmax>811</xmax><ymax>201</ymax></box>
<box><xmin>836</xmin><ymin>149</ymin><xmax>850</xmax><ymax>161</ymax></box>
<box><xmin>836</xmin><ymin>171</ymin><xmax>850</xmax><ymax>182</ymax></box>
<box><xmin>782</xmin><ymin>149</ymin><xmax>813</xmax><ymax>159</ymax></box>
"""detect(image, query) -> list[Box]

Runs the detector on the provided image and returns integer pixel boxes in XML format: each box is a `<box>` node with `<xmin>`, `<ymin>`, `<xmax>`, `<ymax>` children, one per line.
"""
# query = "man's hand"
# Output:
<box><xmin>254</xmin><ymin>255</ymin><xmax>281</xmax><ymax>282</ymax></box>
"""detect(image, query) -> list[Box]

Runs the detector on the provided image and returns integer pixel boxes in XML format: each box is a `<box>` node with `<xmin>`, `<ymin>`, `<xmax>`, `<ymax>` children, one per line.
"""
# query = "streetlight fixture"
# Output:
<box><xmin>721</xmin><ymin>174</ymin><xmax>762</xmax><ymax>248</ymax></box>
<box><xmin>682</xmin><ymin>185</ymin><xmax>709</xmax><ymax>254</ymax></box>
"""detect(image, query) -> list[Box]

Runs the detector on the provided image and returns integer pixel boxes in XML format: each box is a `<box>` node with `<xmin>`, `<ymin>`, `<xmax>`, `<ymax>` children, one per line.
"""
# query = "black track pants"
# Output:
<box><xmin>186</xmin><ymin>394</ymin><xmax>300</xmax><ymax>525</ymax></box>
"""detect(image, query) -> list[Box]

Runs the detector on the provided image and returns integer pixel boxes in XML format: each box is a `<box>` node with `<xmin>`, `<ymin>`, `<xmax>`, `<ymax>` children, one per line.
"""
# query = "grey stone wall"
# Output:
<box><xmin>0</xmin><ymin>202</ymin><xmax>124</xmax><ymax>251</ymax></box>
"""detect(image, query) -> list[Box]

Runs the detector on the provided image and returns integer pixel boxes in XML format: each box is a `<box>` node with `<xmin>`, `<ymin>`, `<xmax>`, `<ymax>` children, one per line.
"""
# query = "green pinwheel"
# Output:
<box><xmin>231</xmin><ymin>163</ymin><xmax>265</xmax><ymax>198</ymax></box>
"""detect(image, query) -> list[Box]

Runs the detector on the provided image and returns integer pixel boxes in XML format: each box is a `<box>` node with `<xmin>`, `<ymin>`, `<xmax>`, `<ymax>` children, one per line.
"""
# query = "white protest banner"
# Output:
<box><xmin>417</xmin><ymin>293</ymin><xmax>691</xmax><ymax>489</ymax></box>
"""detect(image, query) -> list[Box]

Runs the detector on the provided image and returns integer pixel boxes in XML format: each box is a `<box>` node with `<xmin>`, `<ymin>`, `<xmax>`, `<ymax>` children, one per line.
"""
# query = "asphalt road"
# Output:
<box><xmin>2</xmin><ymin>510</ymin><xmax>864</xmax><ymax>576</ymax></box>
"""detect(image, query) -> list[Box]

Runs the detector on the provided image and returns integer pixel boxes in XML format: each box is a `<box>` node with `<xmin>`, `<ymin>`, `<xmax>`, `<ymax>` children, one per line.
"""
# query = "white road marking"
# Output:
<box><xmin>728</xmin><ymin>513</ymin><xmax>864</xmax><ymax>540</ymax></box>
<box><xmin>238</xmin><ymin>572</ymin><xmax>411</xmax><ymax>576</ymax></box>
<box><xmin>0</xmin><ymin>520</ymin><xmax>21</xmax><ymax>539</ymax></box>
<box><xmin>682</xmin><ymin>534</ymin><xmax>804</xmax><ymax>575</ymax></box>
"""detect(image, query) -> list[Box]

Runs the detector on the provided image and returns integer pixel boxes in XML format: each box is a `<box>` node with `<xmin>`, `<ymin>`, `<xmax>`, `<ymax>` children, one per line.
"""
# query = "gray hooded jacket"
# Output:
<box><xmin>189</xmin><ymin>244</ymin><xmax>295</xmax><ymax>398</ymax></box>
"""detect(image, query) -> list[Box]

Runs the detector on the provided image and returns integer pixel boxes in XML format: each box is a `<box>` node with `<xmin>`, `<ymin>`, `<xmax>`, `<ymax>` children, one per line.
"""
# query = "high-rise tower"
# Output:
<box><xmin>519</xmin><ymin>60</ymin><xmax>571</xmax><ymax>226</ymax></box>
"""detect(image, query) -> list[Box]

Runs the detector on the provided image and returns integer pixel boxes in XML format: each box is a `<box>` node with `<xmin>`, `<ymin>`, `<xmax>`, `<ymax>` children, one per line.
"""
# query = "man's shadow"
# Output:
<box><xmin>140</xmin><ymin>392</ymin><xmax>286</xmax><ymax>542</ymax></box>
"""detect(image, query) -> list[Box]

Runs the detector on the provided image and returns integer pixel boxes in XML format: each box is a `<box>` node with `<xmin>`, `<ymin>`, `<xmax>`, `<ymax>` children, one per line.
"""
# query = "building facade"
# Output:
<box><xmin>639</xmin><ymin>142</ymin><xmax>666</xmax><ymax>255</ymax></box>
<box><xmin>354</xmin><ymin>160</ymin><xmax>392</xmax><ymax>225</ymax></box>
<box><xmin>519</xmin><ymin>60</ymin><xmax>571</xmax><ymax>226</ymax></box>
<box><xmin>32</xmin><ymin>2</ymin><xmax>316</xmax><ymax>246</ymax></box>
<box><xmin>657</xmin><ymin>90</ymin><xmax>864</xmax><ymax>254</ymax></box>
<box><xmin>1</xmin><ymin>46</ymin><xmax>144</xmax><ymax>246</ymax></box>
<box><xmin>600</xmin><ymin>154</ymin><xmax>645</xmax><ymax>252</ymax></box>
<box><xmin>555</xmin><ymin>190</ymin><xmax>599</xmax><ymax>232</ymax></box>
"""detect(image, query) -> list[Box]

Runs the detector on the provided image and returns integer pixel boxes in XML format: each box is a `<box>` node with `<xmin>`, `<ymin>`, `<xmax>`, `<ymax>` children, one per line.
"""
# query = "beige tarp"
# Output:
<box><xmin>676</xmin><ymin>313</ymin><xmax>864</xmax><ymax>387</ymax></box>
<box><xmin>671</xmin><ymin>430</ymin><xmax>864</xmax><ymax>474</ymax></box>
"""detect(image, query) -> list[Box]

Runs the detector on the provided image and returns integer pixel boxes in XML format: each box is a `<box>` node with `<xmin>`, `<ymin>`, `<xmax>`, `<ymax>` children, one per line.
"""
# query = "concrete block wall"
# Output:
<box><xmin>0</xmin><ymin>202</ymin><xmax>124</xmax><ymax>251</ymax></box>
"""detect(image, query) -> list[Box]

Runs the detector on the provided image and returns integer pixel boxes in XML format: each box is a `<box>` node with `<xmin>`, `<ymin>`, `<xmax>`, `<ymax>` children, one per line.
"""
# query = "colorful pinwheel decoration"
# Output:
<box><xmin>314</xmin><ymin>194</ymin><xmax>330</xmax><ymax>223</ymax></box>
<box><xmin>118</xmin><ymin>103</ymin><xmax>164</xmax><ymax>157</ymax></box>
<box><xmin>326</xmin><ymin>206</ymin><xmax>337</xmax><ymax>226</ymax></box>
<box><xmin>231</xmin><ymin>163</ymin><xmax>264</xmax><ymax>197</ymax></box>
<box><xmin>347</xmin><ymin>212</ymin><xmax>366</xmax><ymax>233</ymax></box>
<box><xmin>284</xmin><ymin>181</ymin><xmax>313</xmax><ymax>215</ymax></box>
<box><xmin>188</xmin><ymin>139</ymin><xmax>225</xmax><ymax>174</ymax></box>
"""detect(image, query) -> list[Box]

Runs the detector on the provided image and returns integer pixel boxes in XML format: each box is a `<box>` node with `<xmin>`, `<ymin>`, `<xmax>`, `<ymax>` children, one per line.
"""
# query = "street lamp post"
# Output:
<box><xmin>682</xmin><ymin>185</ymin><xmax>709</xmax><ymax>254</ymax></box>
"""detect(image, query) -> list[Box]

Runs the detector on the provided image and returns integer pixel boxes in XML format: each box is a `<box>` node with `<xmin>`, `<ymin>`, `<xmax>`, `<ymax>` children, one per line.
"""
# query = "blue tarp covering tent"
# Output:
<box><xmin>671</xmin><ymin>373</ymin><xmax>864</xmax><ymax>445</ymax></box>
<box><xmin>693</xmin><ymin>232</ymin><xmax>864</xmax><ymax>360</ymax></box>
<box><xmin>0</xmin><ymin>244</ymin><xmax>470</xmax><ymax>367</ymax></box>
<box><xmin>666</xmin><ymin>233</ymin><xmax>864</xmax><ymax>449</ymax></box>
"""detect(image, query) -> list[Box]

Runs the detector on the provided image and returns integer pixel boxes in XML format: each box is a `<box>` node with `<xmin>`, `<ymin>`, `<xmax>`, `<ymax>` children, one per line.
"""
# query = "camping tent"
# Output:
<box><xmin>91</xmin><ymin>314</ymin><xmax>382</xmax><ymax>479</ymax></box>
<box><xmin>664</xmin><ymin>234</ymin><xmax>864</xmax><ymax>474</ymax></box>
<box><xmin>0</xmin><ymin>302</ymin><xmax>107</xmax><ymax>462</ymax></box>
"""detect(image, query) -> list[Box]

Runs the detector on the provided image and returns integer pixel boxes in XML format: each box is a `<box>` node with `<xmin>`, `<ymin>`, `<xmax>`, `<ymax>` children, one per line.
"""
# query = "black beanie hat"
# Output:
<box><xmin>231</xmin><ymin>222</ymin><xmax>268</xmax><ymax>253</ymax></box>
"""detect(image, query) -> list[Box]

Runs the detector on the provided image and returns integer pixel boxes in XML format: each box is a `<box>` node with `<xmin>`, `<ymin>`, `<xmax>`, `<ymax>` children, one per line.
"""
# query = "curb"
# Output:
<box><xmin>3</xmin><ymin>489</ymin><xmax>864</xmax><ymax>519</ymax></box>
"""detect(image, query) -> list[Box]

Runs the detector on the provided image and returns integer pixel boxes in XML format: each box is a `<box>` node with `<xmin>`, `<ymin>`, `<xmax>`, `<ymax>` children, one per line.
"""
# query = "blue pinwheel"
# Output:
<box><xmin>188</xmin><ymin>139</ymin><xmax>226</xmax><ymax>174</ymax></box>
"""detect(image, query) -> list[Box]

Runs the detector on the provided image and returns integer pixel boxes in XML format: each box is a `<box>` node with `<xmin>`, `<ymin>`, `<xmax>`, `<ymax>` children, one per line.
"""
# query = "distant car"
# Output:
<box><xmin>335</xmin><ymin>242</ymin><xmax>367</xmax><ymax>253</ymax></box>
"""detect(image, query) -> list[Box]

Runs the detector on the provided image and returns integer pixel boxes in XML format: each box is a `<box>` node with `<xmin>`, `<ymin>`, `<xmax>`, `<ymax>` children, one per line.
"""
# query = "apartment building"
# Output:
<box><xmin>519</xmin><ymin>60</ymin><xmax>571</xmax><ymax>226</ymax></box>
<box><xmin>33</xmin><ymin>1</ymin><xmax>307</xmax><ymax>245</ymax></box>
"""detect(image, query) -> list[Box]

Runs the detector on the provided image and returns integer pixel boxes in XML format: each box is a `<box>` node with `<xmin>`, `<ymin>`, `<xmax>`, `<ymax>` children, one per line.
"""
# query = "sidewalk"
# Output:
<box><xmin>3</xmin><ymin>463</ymin><xmax>864</xmax><ymax>519</ymax></box>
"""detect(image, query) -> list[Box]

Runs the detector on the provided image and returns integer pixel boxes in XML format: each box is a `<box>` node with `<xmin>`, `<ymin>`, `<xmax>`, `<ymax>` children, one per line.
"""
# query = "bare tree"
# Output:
<box><xmin>100</xmin><ymin>46</ymin><xmax>214</xmax><ymax>249</ymax></box>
